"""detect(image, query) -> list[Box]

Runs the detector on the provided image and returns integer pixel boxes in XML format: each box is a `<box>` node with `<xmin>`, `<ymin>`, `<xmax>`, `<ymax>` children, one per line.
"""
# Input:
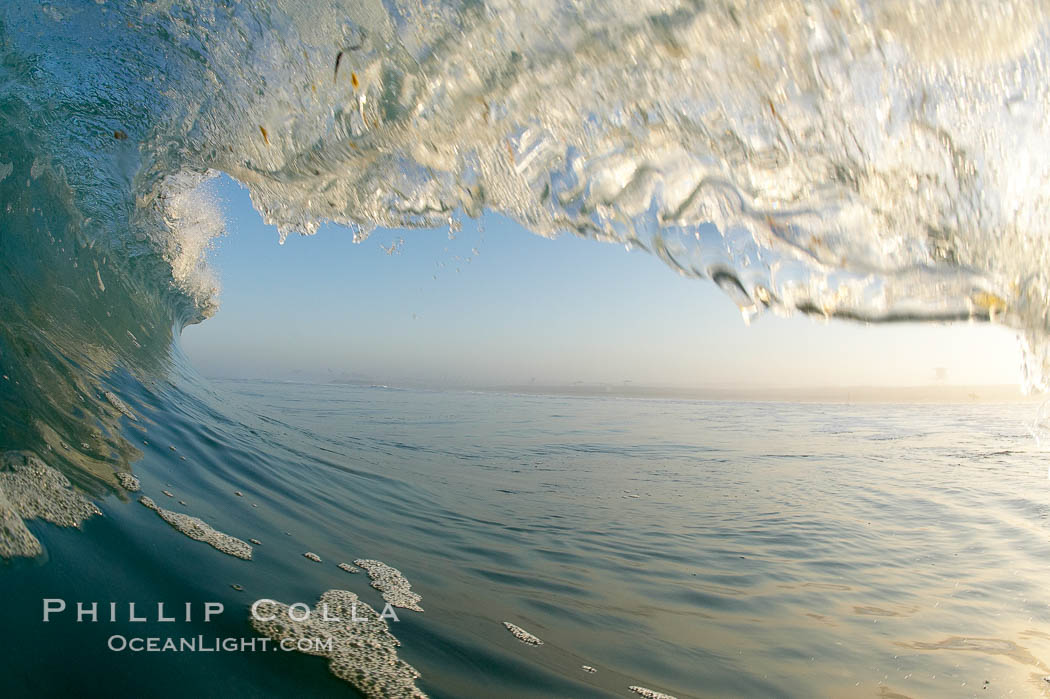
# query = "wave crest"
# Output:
<box><xmin>4</xmin><ymin>0</ymin><xmax>1050</xmax><ymax>384</ymax></box>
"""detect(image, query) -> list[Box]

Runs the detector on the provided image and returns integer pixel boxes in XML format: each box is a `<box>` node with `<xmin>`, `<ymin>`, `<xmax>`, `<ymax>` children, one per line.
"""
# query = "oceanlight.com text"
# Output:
<box><xmin>106</xmin><ymin>635</ymin><xmax>333</xmax><ymax>653</ymax></box>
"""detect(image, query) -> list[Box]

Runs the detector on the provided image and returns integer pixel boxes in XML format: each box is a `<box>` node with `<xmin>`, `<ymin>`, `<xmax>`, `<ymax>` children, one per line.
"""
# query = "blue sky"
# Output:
<box><xmin>180</xmin><ymin>175</ymin><xmax>1023</xmax><ymax>388</ymax></box>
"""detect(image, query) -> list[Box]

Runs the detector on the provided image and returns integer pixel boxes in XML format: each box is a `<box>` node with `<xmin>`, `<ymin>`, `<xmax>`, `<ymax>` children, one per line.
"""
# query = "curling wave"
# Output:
<box><xmin>2</xmin><ymin>0</ymin><xmax>1050</xmax><ymax>491</ymax></box>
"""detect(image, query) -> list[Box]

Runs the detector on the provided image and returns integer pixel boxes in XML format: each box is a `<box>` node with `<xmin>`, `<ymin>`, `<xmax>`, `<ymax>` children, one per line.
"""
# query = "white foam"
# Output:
<box><xmin>144</xmin><ymin>172</ymin><xmax>223</xmax><ymax>320</ymax></box>
<box><xmin>103</xmin><ymin>391</ymin><xmax>136</xmax><ymax>421</ymax></box>
<box><xmin>116</xmin><ymin>473</ymin><xmax>140</xmax><ymax>492</ymax></box>
<box><xmin>354</xmin><ymin>559</ymin><xmax>423</xmax><ymax>612</ymax></box>
<box><xmin>0</xmin><ymin>452</ymin><xmax>100</xmax><ymax>558</ymax></box>
<box><xmin>629</xmin><ymin>687</ymin><xmax>677</xmax><ymax>699</ymax></box>
<box><xmin>502</xmin><ymin>622</ymin><xmax>543</xmax><ymax>646</ymax></box>
<box><xmin>139</xmin><ymin>496</ymin><xmax>252</xmax><ymax>559</ymax></box>
<box><xmin>250</xmin><ymin>590</ymin><xmax>427</xmax><ymax>698</ymax></box>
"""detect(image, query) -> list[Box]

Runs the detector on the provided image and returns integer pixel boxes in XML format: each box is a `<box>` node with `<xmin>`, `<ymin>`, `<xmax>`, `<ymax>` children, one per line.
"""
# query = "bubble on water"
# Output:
<box><xmin>103</xmin><ymin>391</ymin><xmax>137</xmax><ymax>421</ymax></box>
<box><xmin>354</xmin><ymin>559</ymin><xmax>423</xmax><ymax>611</ymax></box>
<box><xmin>502</xmin><ymin>622</ymin><xmax>543</xmax><ymax>646</ymax></box>
<box><xmin>629</xmin><ymin>687</ymin><xmax>678</xmax><ymax>699</ymax></box>
<box><xmin>0</xmin><ymin>452</ymin><xmax>100</xmax><ymax>558</ymax></box>
<box><xmin>116</xmin><ymin>472</ymin><xmax>140</xmax><ymax>492</ymax></box>
<box><xmin>139</xmin><ymin>496</ymin><xmax>252</xmax><ymax>559</ymax></box>
<box><xmin>249</xmin><ymin>590</ymin><xmax>427</xmax><ymax>698</ymax></box>
<box><xmin>0</xmin><ymin>491</ymin><xmax>37</xmax><ymax>558</ymax></box>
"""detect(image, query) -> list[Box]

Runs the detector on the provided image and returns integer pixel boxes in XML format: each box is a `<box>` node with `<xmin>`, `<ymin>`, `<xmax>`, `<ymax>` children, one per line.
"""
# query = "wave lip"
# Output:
<box><xmin>5</xmin><ymin>1</ymin><xmax>1050</xmax><ymax>377</ymax></box>
<box><xmin>159</xmin><ymin>0</ymin><xmax>1050</xmax><ymax>383</ymax></box>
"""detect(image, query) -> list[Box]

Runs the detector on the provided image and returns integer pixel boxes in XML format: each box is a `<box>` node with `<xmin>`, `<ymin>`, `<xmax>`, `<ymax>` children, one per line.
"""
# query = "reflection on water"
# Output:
<box><xmin>5</xmin><ymin>382</ymin><xmax>1050</xmax><ymax>698</ymax></box>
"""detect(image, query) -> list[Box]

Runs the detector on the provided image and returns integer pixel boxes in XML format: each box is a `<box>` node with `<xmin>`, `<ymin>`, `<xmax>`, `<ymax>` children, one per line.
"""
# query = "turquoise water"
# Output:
<box><xmin>4</xmin><ymin>378</ymin><xmax>1050</xmax><ymax>697</ymax></box>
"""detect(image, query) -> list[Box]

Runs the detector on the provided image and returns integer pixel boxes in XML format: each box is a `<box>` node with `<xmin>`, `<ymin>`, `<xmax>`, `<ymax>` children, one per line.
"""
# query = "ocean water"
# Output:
<box><xmin>5</xmin><ymin>0</ymin><xmax>1050</xmax><ymax>375</ymax></box>
<box><xmin>5</xmin><ymin>1</ymin><xmax>1050</xmax><ymax>697</ymax></box>
<box><xmin>4</xmin><ymin>377</ymin><xmax>1050</xmax><ymax>698</ymax></box>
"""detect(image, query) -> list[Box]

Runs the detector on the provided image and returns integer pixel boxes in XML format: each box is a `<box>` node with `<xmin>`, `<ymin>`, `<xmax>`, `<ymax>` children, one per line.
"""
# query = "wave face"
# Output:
<box><xmin>2</xmin><ymin>1</ymin><xmax>1050</xmax><ymax>480</ymax></box>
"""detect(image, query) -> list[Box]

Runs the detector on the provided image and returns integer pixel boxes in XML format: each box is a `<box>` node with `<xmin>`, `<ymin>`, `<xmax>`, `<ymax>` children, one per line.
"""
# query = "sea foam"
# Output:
<box><xmin>0</xmin><ymin>452</ymin><xmax>100</xmax><ymax>558</ymax></box>
<box><xmin>354</xmin><ymin>559</ymin><xmax>423</xmax><ymax>612</ymax></box>
<box><xmin>139</xmin><ymin>496</ymin><xmax>252</xmax><ymax>560</ymax></box>
<box><xmin>250</xmin><ymin>590</ymin><xmax>427</xmax><ymax>698</ymax></box>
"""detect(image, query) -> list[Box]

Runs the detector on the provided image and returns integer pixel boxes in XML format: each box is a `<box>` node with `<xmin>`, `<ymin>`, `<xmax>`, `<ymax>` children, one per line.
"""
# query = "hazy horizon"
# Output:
<box><xmin>197</xmin><ymin>371</ymin><xmax>1037</xmax><ymax>404</ymax></box>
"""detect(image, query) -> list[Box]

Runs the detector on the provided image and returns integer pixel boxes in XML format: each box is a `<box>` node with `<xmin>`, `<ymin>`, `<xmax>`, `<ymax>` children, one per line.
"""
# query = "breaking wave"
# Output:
<box><xmin>3</xmin><ymin>0</ymin><xmax>1050</xmax><ymax>489</ymax></box>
